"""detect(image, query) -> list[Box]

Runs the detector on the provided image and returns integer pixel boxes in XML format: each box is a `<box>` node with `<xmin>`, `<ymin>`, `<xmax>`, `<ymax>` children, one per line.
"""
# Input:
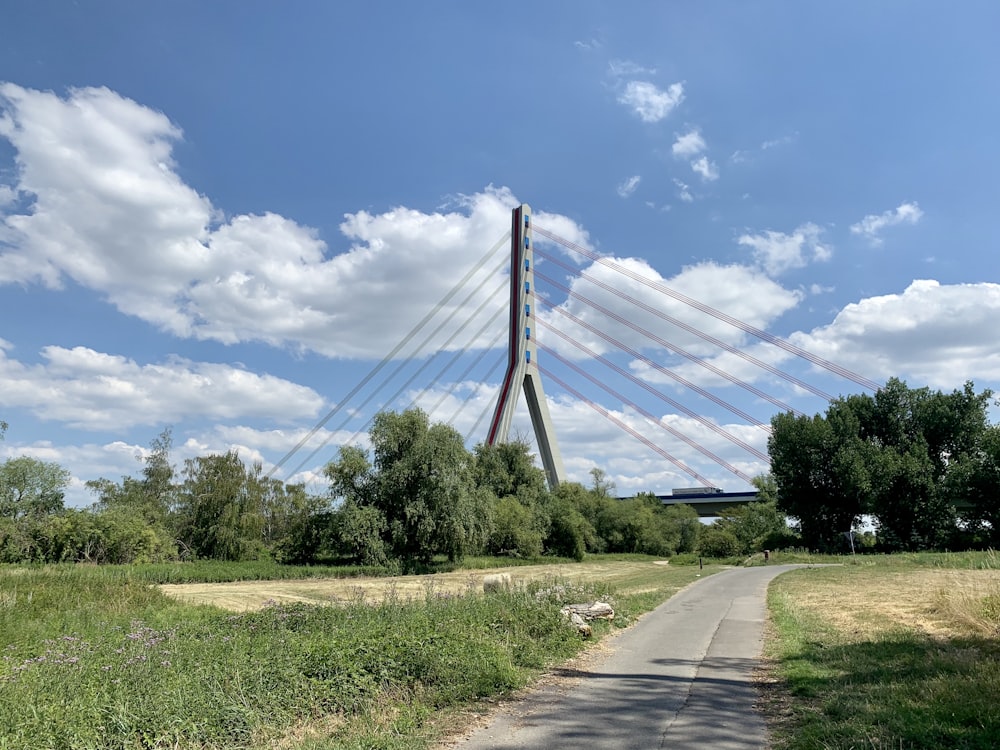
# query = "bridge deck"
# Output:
<box><xmin>655</xmin><ymin>491</ymin><xmax>758</xmax><ymax>517</ymax></box>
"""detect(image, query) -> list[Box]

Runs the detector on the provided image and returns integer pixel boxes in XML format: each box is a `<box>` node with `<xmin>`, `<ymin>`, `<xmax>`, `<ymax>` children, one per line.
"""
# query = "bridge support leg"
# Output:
<box><xmin>486</xmin><ymin>204</ymin><xmax>566</xmax><ymax>489</ymax></box>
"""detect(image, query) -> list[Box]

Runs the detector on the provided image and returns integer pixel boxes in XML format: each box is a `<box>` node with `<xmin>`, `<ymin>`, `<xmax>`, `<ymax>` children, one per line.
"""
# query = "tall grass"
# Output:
<box><xmin>3</xmin><ymin>561</ymin><xmax>688</xmax><ymax>749</ymax></box>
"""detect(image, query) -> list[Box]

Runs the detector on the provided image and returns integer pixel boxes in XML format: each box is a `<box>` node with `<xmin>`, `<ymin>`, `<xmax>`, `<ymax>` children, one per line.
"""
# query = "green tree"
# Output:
<box><xmin>176</xmin><ymin>451</ymin><xmax>265</xmax><ymax>561</ymax></box>
<box><xmin>711</xmin><ymin>476</ymin><xmax>795</xmax><ymax>555</ymax></box>
<box><xmin>543</xmin><ymin>482</ymin><xmax>595</xmax><ymax>560</ymax></box>
<box><xmin>88</xmin><ymin>429</ymin><xmax>177</xmax><ymax>530</ymax></box>
<box><xmin>325</xmin><ymin>409</ymin><xmax>490</xmax><ymax>564</ymax></box>
<box><xmin>474</xmin><ymin>441</ymin><xmax>549</xmax><ymax>558</ymax></box>
<box><xmin>946</xmin><ymin>424</ymin><xmax>1000</xmax><ymax>546</ymax></box>
<box><xmin>768</xmin><ymin>411</ymin><xmax>867</xmax><ymax>550</ymax></box>
<box><xmin>0</xmin><ymin>456</ymin><xmax>70</xmax><ymax>520</ymax></box>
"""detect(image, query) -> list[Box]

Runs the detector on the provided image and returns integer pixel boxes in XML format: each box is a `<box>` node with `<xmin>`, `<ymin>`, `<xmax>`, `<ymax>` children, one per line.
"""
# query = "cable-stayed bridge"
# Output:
<box><xmin>271</xmin><ymin>205</ymin><xmax>881</xmax><ymax>501</ymax></box>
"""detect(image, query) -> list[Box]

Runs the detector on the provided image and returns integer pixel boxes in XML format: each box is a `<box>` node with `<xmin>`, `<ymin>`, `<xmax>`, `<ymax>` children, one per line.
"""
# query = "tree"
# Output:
<box><xmin>88</xmin><ymin>429</ymin><xmax>177</xmax><ymax>529</ymax></box>
<box><xmin>326</xmin><ymin>409</ymin><xmax>491</xmax><ymax>564</ymax></box>
<box><xmin>946</xmin><ymin>424</ymin><xmax>1000</xmax><ymax>546</ymax></box>
<box><xmin>768</xmin><ymin>411</ymin><xmax>867</xmax><ymax>550</ymax></box>
<box><xmin>474</xmin><ymin>441</ymin><xmax>549</xmax><ymax>558</ymax></box>
<box><xmin>0</xmin><ymin>456</ymin><xmax>70</xmax><ymax>520</ymax></box>
<box><xmin>176</xmin><ymin>451</ymin><xmax>265</xmax><ymax>561</ymax></box>
<box><xmin>769</xmin><ymin>378</ymin><xmax>995</xmax><ymax>552</ymax></box>
<box><xmin>709</xmin><ymin>475</ymin><xmax>796</xmax><ymax>555</ymax></box>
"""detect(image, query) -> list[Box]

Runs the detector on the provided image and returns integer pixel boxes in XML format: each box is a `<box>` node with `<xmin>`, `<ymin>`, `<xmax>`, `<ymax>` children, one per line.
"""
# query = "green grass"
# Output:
<box><xmin>0</xmin><ymin>557</ymin><xmax>710</xmax><ymax>749</ymax></box>
<box><xmin>763</xmin><ymin>551</ymin><xmax>1000</xmax><ymax>749</ymax></box>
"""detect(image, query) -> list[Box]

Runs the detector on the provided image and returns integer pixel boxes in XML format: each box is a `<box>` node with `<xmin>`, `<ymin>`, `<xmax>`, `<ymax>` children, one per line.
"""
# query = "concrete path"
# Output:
<box><xmin>450</xmin><ymin>564</ymin><xmax>809</xmax><ymax>750</ymax></box>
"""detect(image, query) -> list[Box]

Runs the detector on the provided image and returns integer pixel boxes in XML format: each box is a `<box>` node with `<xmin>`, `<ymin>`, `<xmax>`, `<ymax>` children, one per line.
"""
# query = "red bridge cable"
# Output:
<box><xmin>535</xmin><ymin>294</ymin><xmax>771</xmax><ymax>432</ymax></box>
<box><xmin>534</xmin><ymin>225</ymin><xmax>883</xmax><ymax>392</ymax></box>
<box><xmin>535</xmin><ymin>319</ymin><xmax>769</xmax><ymax>462</ymax></box>
<box><xmin>533</xmin><ymin>246</ymin><xmax>835</xmax><ymax>402</ymax></box>
<box><xmin>534</xmin><ymin>268</ymin><xmax>805</xmax><ymax>419</ymax></box>
<box><xmin>536</xmin><ymin>341</ymin><xmax>757</xmax><ymax>483</ymax></box>
<box><xmin>537</xmin><ymin>364</ymin><xmax>716</xmax><ymax>487</ymax></box>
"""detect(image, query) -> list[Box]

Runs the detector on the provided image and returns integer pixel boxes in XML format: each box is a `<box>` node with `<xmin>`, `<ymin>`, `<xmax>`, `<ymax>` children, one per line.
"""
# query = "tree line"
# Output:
<box><xmin>2</xmin><ymin>409</ymin><xmax>793</xmax><ymax>566</ymax></box>
<box><xmin>769</xmin><ymin>378</ymin><xmax>1000</xmax><ymax>552</ymax></box>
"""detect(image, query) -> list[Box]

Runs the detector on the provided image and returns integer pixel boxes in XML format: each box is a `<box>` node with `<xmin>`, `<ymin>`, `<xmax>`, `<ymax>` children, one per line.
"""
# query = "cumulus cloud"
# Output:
<box><xmin>0</xmin><ymin>342</ymin><xmax>325</xmax><ymax>430</ymax></box>
<box><xmin>616</xmin><ymin>175</ymin><xmax>641</xmax><ymax>198</ymax></box>
<box><xmin>672</xmin><ymin>129</ymin><xmax>706</xmax><ymax>157</ymax></box>
<box><xmin>791</xmin><ymin>280</ymin><xmax>1000</xmax><ymax>389</ymax></box>
<box><xmin>737</xmin><ymin>223</ymin><xmax>831</xmax><ymax>276</ymax></box>
<box><xmin>0</xmin><ymin>84</ymin><xmax>592</xmax><ymax>359</ymax></box>
<box><xmin>618</xmin><ymin>81</ymin><xmax>684</xmax><ymax>123</ymax></box>
<box><xmin>673</xmin><ymin>179</ymin><xmax>693</xmax><ymax>203</ymax></box>
<box><xmin>690</xmin><ymin>156</ymin><xmax>719</xmax><ymax>181</ymax></box>
<box><xmin>850</xmin><ymin>202</ymin><xmax>923</xmax><ymax>245</ymax></box>
<box><xmin>537</xmin><ymin>258</ymin><xmax>802</xmax><ymax>364</ymax></box>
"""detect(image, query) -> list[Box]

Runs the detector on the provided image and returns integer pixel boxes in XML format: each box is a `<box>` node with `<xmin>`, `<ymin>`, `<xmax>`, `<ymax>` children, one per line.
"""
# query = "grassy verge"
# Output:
<box><xmin>761</xmin><ymin>551</ymin><xmax>1000</xmax><ymax>749</ymax></box>
<box><xmin>0</xmin><ymin>557</ymin><xmax>710</xmax><ymax>749</ymax></box>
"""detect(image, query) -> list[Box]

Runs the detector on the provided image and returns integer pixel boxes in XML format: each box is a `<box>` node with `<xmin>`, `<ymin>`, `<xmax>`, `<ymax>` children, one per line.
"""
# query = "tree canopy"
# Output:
<box><xmin>769</xmin><ymin>378</ymin><xmax>998</xmax><ymax>551</ymax></box>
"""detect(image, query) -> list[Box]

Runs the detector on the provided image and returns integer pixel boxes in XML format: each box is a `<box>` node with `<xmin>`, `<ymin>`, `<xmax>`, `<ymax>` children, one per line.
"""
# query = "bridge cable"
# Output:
<box><xmin>288</xmin><ymin>255</ymin><xmax>509</xmax><ymax>480</ymax></box>
<box><xmin>462</xmin><ymin>352</ymin><xmax>509</xmax><ymax>443</ymax></box>
<box><xmin>536</xmin><ymin>340</ymin><xmax>757</xmax><ymax>482</ymax></box>
<box><xmin>534</xmin><ymin>246</ymin><xmax>835</xmax><ymax>401</ymax></box>
<box><xmin>538</xmin><ymin>364</ymin><xmax>715</xmax><ymax>486</ymax></box>
<box><xmin>534</xmin><ymin>225</ymin><xmax>882</xmax><ymax>392</ymax></box>
<box><xmin>268</xmin><ymin>231</ymin><xmax>510</xmax><ymax>479</ymax></box>
<box><xmin>421</xmin><ymin>307</ymin><xmax>508</xmax><ymax>421</ymax></box>
<box><xmin>534</xmin><ymin>268</ymin><xmax>805</xmax><ymax>419</ymax></box>
<box><xmin>534</xmin><ymin>288</ymin><xmax>785</xmax><ymax>427</ymax></box>
<box><xmin>535</xmin><ymin>320</ymin><xmax>770</xmax><ymax>463</ymax></box>
<box><xmin>341</xmin><ymin>278</ymin><xmax>510</xmax><ymax>448</ymax></box>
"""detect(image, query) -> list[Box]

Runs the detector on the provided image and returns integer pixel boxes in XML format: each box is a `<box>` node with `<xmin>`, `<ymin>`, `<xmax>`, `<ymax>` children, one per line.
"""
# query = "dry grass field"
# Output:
<box><xmin>159</xmin><ymin>558</ymin><xmax>683</xmax><ymax>611</ymax></box>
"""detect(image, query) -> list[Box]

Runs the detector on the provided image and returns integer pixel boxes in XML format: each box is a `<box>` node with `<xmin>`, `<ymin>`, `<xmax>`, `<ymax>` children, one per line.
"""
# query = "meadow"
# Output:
<box><xmin>761</xmin><ymin>550</ymin><xmax>1000</xmax><ymax>749</ymax></box>
<box><xmin>5</xmin><ymin>552</ymin><xmax>998</xmax><ymax>749</ymax></box>
<box><xmin>0</xmin><ymin>556</ymin><xmax>708</xmax><ymax>749</ymax></box>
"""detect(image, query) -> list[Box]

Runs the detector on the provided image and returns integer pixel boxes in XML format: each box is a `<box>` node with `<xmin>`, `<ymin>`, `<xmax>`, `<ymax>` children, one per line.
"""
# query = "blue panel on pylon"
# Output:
<box><xmin>526</xmin><ymin>350</ymin><xmax>531</xmax><ymax>363</ymax></box>
<box><xmin>526</xmin><ymin>327</ymin><xmax>531</xmax><ymax>339</ymax></box>
<box><xmin>525</xmin><ymin>303</ymin><xmax>530</xmax><ymax>317</ymax></box>
<box><xmin>525</xmin><ymin>281</ymin><xmax>530</xmax><ymax>293</ymax></box>
<box><xmin>524</xmin><ymin>237</ymin><xmax>530</xmax><ymax>249</ymax></box>
<box><xmin>525</xmin><ymin>259</ymin><xmax>530</xmax><ymax>271</ymax></box>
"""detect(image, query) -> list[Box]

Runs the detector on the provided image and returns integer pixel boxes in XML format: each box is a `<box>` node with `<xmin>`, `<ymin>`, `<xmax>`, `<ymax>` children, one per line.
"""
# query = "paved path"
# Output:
<box><xmin>451</xmin><ymin>564</ymin><xmax>809</xmax><ymax>750</ymax></box>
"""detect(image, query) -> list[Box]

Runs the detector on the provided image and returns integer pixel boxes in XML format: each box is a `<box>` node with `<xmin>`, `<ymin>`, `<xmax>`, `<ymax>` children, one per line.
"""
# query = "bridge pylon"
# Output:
<box><xmin>486</xmin><ymin>204</ymin><xmax>566</xmax><ymax>489</ymax></box>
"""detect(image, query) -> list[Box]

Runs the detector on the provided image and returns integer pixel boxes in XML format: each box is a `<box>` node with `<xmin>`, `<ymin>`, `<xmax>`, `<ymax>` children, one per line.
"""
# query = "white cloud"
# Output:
<box><xmin>690</xmin><ymin>156</ymin><xmax>719</xmax><ymax>181</ymax></box>
<box><xmin>538</xmin><ymin>258</ymin><xmax>802</xmax><ymax>363</ymax></box>
<box><xmin>673</xmin><ymin>178</ymin><xmax>693</xmax><ymax>203</ymax></box>
<box><xmin>0</xmin><ymin>85</ymin><xmax>592</xmax><ymax>359</ymax></box>
<box><xmin>672</xmin><ymin>129</ymin><xmax>706</xmax><ymax>158</ymax></box>
<box><xmin>791</xmin><ymin>280</ymin><xmax>1000</xmax><ymax>389</ymax></box>
<box><xmin>618</xmin><ymin>81</ymin><xmax>684</xmax><ymax>123</ymax></box>
<box><xmin>0</xmin><ymin>342</ymin><xmax>325</xmax><ymax>430</ymax></box>
<box><xmin>617</xmin><ymin>175</ymin><xmax>641</xmax><ymax>198</ymax></box>
<box><xmin>850</xmin><ymin>202</ymin><xmax>924</xmax><ymax>245</ymax></box>
<box><xmin>608</xmin><ymin>59</ymin><xmax>656</xmax><ymax>77</ymax></box>
<box><xmin>737</xmin><ymin>222</ymin><xmax>831</xmax><ymax>276</ymax></box>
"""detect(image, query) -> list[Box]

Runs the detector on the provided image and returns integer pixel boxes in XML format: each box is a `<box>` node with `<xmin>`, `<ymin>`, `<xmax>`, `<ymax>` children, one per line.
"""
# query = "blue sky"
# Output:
<box><xmin>2</xmin><ymin>1</ymin><xmax>999</xmax><ymax>506</ymax></box>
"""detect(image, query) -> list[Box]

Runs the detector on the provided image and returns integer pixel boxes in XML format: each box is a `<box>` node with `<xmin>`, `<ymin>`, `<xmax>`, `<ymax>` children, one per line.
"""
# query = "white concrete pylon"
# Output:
<box><xmin>486</xmin><ymin>204</ymin><xmax>566</xmax><ymax>489</ymax></box>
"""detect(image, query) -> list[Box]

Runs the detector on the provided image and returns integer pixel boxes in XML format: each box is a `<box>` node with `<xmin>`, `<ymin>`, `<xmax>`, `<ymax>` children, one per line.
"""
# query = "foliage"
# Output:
<box><xmin>703</xmin><ymin>477</ymin><xmax>797</xmax><ymax>556</ymax></box>
<box><xmin>326</xmin><ymin>409</ymin><xmax>491</xmax><ymax>564</ymax></box>
<box><xmin>0</xmin><ymin>456</ymin><xmax>70</xmax><ymax>520</ymax></box>
<box><xmin>175</xmin><ymin>451</ymin><xmax>267</xmax><ymax>561</ymax></box>
<box><xmin>0</xmin><ymin>561</ymin><xmax>711</xmax><ymax>749</ymax></box>
<box><xmin>769</xmin><ymin>378</ymin><xmax>998</xmax><ymax>551</ymax></box>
